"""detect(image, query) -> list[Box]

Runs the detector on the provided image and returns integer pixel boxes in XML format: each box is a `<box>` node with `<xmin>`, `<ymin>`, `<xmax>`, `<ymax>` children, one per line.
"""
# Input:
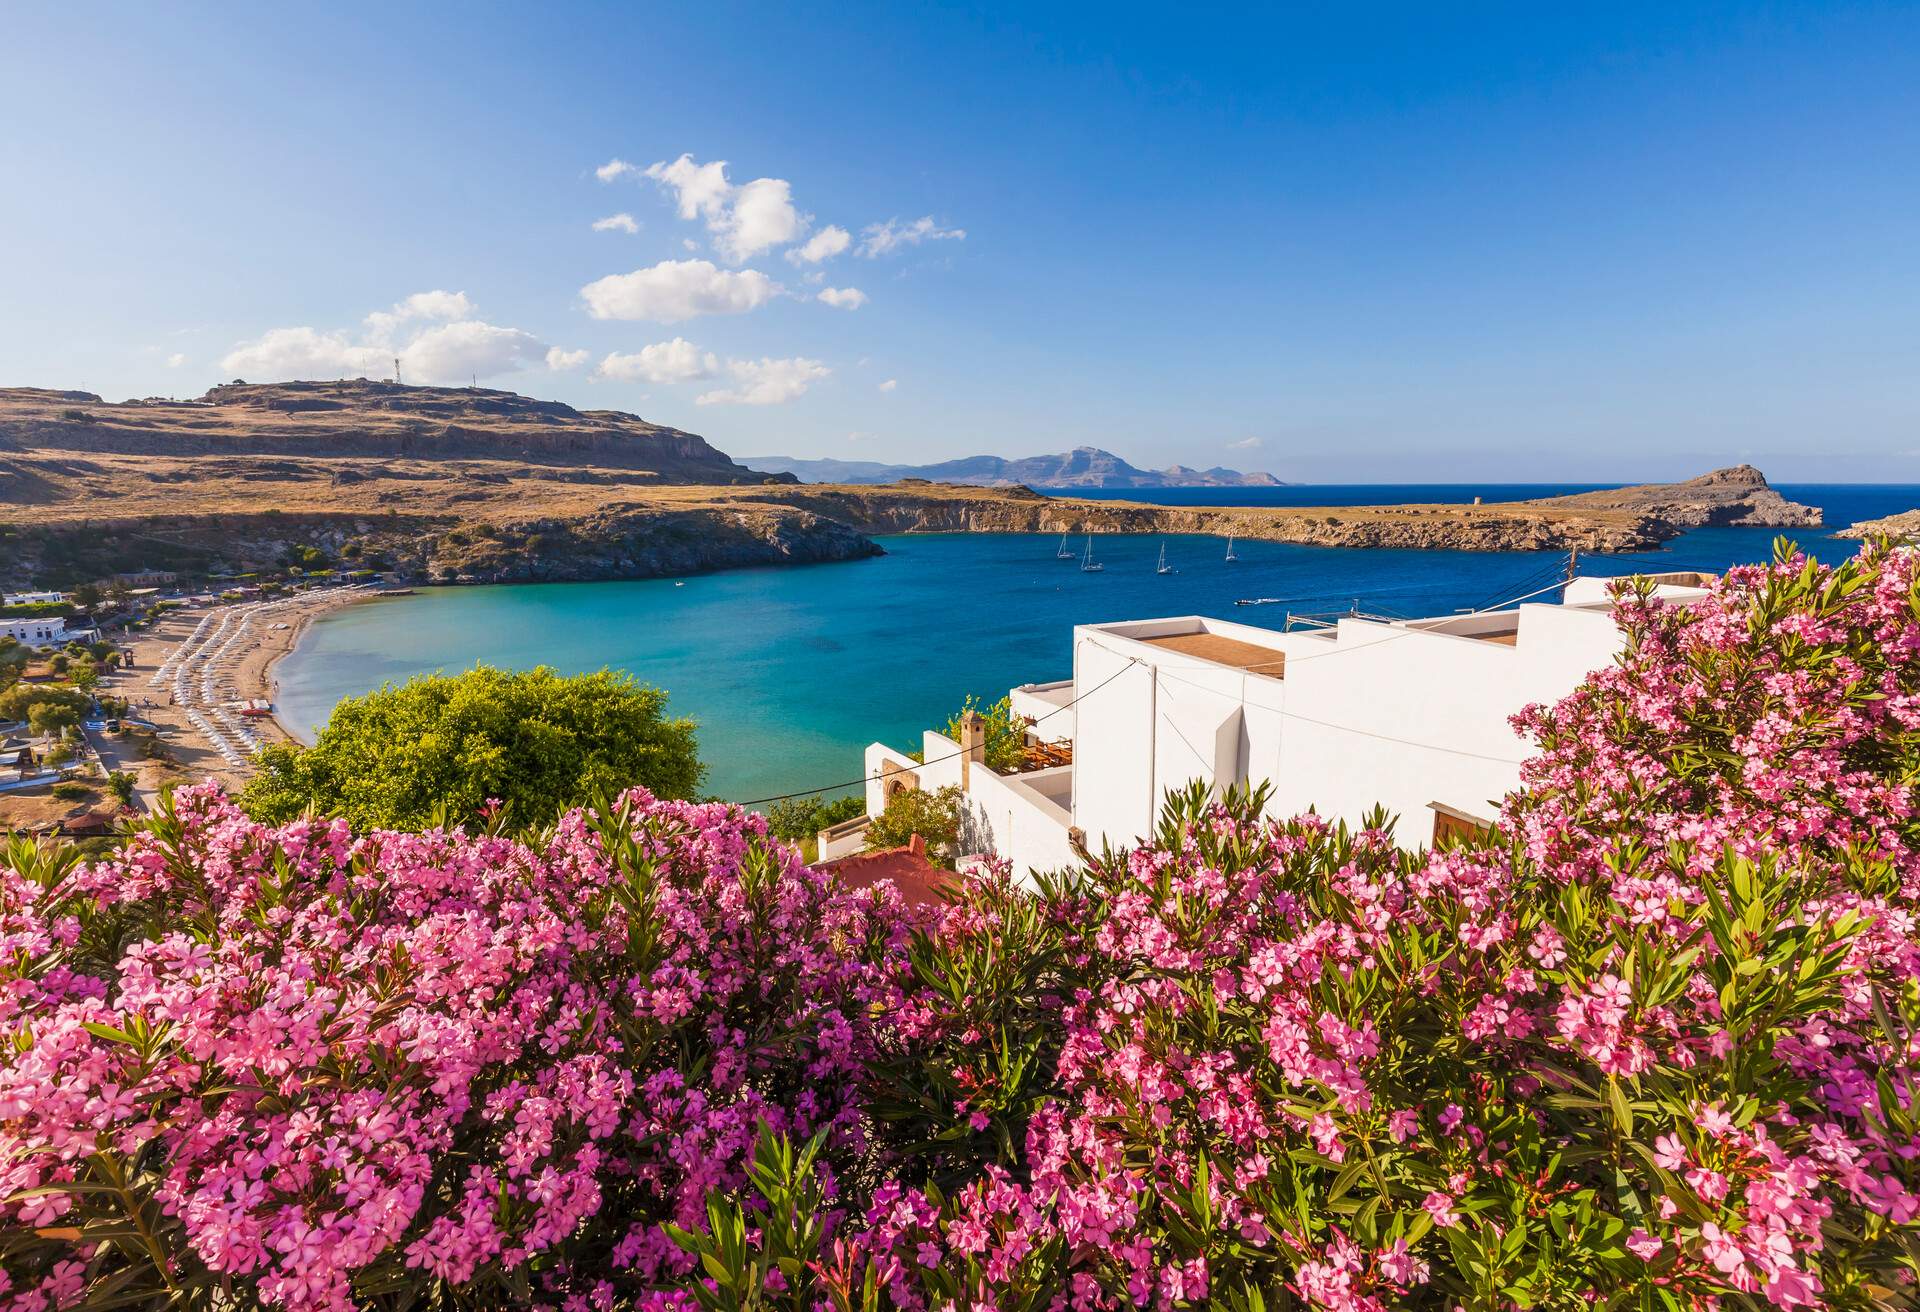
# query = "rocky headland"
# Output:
<box><xmin>0</xmin><ymin>382</ymin><xmax>1825</xmax><ymax>587</ymax></box>
<box><xmin>1535</xmin><ymin>464</ymin><xmax>1823</xmax><ymax>528</ymax></box>
<box><xmin>1838</xmin><ymin>510</ymin><xmax>1920</xmax><ymax>541</ymax></box>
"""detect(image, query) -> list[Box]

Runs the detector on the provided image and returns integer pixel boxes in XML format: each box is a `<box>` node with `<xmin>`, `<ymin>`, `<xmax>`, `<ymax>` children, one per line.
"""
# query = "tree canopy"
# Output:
<box><xmin>240</xmin><ymin>665</ymin><xmax>703</xmax><ymax>829</ymax></box>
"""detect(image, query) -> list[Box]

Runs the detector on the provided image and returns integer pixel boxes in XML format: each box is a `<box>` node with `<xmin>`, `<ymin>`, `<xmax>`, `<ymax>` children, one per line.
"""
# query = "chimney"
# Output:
<box><xmin>908</xmin><ymin>832</ymin><xmax>926</xmax><ymax>857</ymax></box>
<box><xmin>959</xmin><ymin>709</ymin><xmax>985</xmax><ymax>789</ymax></box>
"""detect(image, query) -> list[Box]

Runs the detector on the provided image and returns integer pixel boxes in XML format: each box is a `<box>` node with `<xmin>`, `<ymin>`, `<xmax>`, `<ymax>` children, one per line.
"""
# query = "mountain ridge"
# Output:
<box><xmin>744</xmin><ymin>446</ymin><xmax>1285</xmax><ymax>488</ymax></box>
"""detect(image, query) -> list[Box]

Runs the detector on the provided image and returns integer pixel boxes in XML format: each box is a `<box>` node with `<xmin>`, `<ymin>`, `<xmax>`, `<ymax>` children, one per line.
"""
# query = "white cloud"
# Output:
<box><xmin>222</xmin><ymin>293</ymin><xmax>550</xmax><ymax>385</ymax></box>
<box><xmin>643</xmin><ymin>154</ymin><xmax>732</xmax><ymax>220</ymax></box>
<box><xmin>579</xmin><ymin>259</ymin><xmax>781</xmax><ymax>323</ymax></box>
<box><xmin>221</xmin><ymin>327</ymin><xmax>389</xmax><ymax>381</ymax></box>
<box><xmin>787</xmin><ymin>225</ymin><xmax>851</xmax><ymax>265</ymax></box>
<box><xmin>164</xmin><ymin>353</ymin><xmax>188</xmax><ymax>368</ymax></box>
<box><xmin>546</xmin><ymin>346</ymin><xmax>590</xmax><ymax>371</ymax></box>
<box><xmin>816</xmin><ymin>286</ymin><xmax>868</xmax><ymax>310</ymax></box>
<box><xmin>859</xmin><ymin>216</ymin><xmax>965</xmax><ymax>257</ymax></box>
<box><xmin>717</xmin><ymin>176</ymin><xmax>804</xmax><ymax>262</ymax></box>
<box><xmin>597</xmin><ymin>337</ymin><xmax>719</xmax><ymax>384</ymax></box>
<box><xmin>641</xmin><ymin>153</ymin><xmax>808</xmax><ymax>263</ymax></box>
<box><xmin>364</xmin><ymin>289</ymin><xmax>476</xmax><ymax>339</ymax></box>
<box><xmin>1227</xmin><ymin>436</ymin><xmax>1262</xmax><ymax>450</ymax></box>
<box><xmin>596</xmin><ymin>157</ymin><xmax>638</xmax><ymax>182</ymax></box>
<box><xmin>401</xmin><ymin>321</ymin><xmax>548</xmax><ymax>382</ymax></box>
<box><xmin>682</xmin><ymin>238</ymin><xmax>700</xmax><ymax>252</ymax></box>
<box><xmin>877</xmin><ymin>378</ymin><xmax>898</xmax><ymax>392</ymax></box>
<box><xmin>592</xmin><ymin>212</ymin><xmax>641</xmax><ymax>234</ymax></box>
<box><xmin>696</xmin><ymin>356</ymin><xmax>829</xmax><ymax>406</ymax></box>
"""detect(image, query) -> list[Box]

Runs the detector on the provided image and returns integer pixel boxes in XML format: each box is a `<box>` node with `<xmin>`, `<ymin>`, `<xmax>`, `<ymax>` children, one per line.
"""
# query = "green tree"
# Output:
<box><xmin>71</xmin><ymin>582</ymin><xmax>103</xmax><ymax>610</ymax></box>
<box><xmin>764</xmin><ymin>793</ymin><xmax>864</xmax><ymax>843</ymax></box>
<box><xmin>241</xmin><ymin>665</ymin><xmax>703</xmax><ymax>830</ymax></box>
<box><xmin>941</xmin><ymin>693</ymin><xmax>1032</xmax><ymax>773</ymax></box>
<box><xmin>106</xmin><ymin>771</ymin><xmax>136</xmax><ymax>805</ymax></box>
<box><xmin>0</xmin><ymin>685</ymin><xmax>90</xmax><ymax>726</ymax></box>
<box><xmin>863</xmin><ymin>784</ymin><xmax>963</xmax><ymax>866</ymax></box>
<box><xmin>764</xmin><ymin>793</ymin><xmax>866</xmax><ymax>861</ymax></box>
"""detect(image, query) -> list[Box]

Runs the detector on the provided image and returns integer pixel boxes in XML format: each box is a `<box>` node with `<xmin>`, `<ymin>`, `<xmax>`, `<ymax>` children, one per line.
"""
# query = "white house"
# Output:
<box><xmin>857</xmin><ymin>571</ymin><xmax>1714</xmax><ymax>880</ymax></box>
<box><xmin>3</xmin><ymin>591</ymin><xmax>66</xmax><ymax>607</ymax></box>
<box><xmin>0</xmin><ymin>617</ymin><xmax>69</xmax><ymax>648</ymax></box>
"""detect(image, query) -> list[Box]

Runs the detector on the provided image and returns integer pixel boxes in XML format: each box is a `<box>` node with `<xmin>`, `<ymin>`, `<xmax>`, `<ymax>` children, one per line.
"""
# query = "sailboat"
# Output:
<box><xmin>1156</xmin><ymin>543</ymin><xmax>1176</xmax><ymax>575</ymax></box>
<box><xmin>1080</xmin><ymin>535</ymin><xmax>1104</xmax><ymax>573</ymax></box>
<box><xmin>1224</xmin><ymin>534</ymin><xmax>1239</xmax><ymax>562</ymax></box>
<box><xmin>1056</xmin><ymin>533</ymin><xmax>1074</xmax><ymax>559</ymax></box>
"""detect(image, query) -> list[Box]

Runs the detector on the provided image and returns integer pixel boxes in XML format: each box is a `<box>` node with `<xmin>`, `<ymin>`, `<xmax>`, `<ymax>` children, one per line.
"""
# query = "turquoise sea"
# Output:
<box><xmin>274</xmin><ymin>484</ymin><xmax>1920</xmax><ymax>803</ymax></box>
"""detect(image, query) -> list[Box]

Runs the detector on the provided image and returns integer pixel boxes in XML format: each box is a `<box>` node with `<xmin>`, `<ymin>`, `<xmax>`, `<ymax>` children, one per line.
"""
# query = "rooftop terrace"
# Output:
<box><xmin>1140</xmin><ymin>631</ymin><xmax>1289</xmax><ymax>677</ymax></box>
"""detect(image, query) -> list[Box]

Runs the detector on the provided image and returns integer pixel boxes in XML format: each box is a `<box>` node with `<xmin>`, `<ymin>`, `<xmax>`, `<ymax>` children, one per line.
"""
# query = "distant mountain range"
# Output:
<box><xmin>743</xmin><ymin>446</ymin><xmax>1286</xmax><ymax>489</ymax></box>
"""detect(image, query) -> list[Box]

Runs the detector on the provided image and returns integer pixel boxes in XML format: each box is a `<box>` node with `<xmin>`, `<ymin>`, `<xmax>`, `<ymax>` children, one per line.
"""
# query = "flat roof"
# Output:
<box><xmin>1140</xmin><ymin>632</ymin><xmax>1288</xmax><ymax>677</ymax></box>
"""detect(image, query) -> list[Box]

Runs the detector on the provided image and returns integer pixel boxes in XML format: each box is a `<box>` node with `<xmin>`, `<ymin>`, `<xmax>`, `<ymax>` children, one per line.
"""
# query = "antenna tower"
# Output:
<box><xmin>393</xmin><ymin>357</ymin><xmax>403</xmax><ymax>386</ymax></box>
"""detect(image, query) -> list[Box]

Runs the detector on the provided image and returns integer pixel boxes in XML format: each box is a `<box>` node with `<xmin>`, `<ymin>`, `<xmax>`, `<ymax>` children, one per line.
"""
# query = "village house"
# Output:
<box><xmin>110</xmin><ymin>568</ymin><xmax>179</xmax><ymax>589</ymax></box>
<box><xmin>2</xmin><ymin>591</ymin><xmax>66</xmax><ymax>607</ymax></box>
<box><xmin>849</xmin><ymin>572</ymin><xmax>1714</xmax><ymax>880</ymax></box>
<box><xmin>0</xmin><ymin>616</ymin><xmax>69</xmax><ymax>648</ymax></box>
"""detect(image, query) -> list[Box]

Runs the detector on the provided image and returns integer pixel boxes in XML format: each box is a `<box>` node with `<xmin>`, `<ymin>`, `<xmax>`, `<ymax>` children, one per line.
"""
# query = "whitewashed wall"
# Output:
<box><xmin>961</xmin><ymin>764</ymin><xmax>1078</xmax><ymax>884</ymax></box>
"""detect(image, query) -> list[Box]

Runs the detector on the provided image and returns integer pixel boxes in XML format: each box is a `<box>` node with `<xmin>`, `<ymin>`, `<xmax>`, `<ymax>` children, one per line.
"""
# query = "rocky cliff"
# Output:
<box><xmin>1538</xmin><ymin>465</ymin><xmax>1822</xmax><ymax>528</ymax></box>
<box><xmin>761</xmin><ymin>485</ymin><xmax>1664</xmax><ymax>552</ymax></box>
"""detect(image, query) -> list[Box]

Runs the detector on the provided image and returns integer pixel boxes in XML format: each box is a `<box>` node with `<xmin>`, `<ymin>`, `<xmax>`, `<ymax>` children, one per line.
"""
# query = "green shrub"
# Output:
<box><xmin>864</xmin><ymin>783</ymin><xmax>962</xmax><ymax>864</ymax></box>
<box><xmin>241</xmin><ymin>665</ymin><xmax>704</xmax><ymax>830</ymax></box>
<box><xmin>764</xmin><ymin>792</ymin><xmax>864</xmax><ymax>842</ymax></box>
<box><xmin>939</xmin><ymin>692</ymin><xmax>1031</xmax><ymax>773</ymax></box>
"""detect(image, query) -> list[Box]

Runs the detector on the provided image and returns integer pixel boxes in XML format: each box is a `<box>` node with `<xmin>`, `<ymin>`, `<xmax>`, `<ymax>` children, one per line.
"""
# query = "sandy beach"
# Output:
<box><xmin>107</xmin><ymin>589</ymin><xmax>372</xmax><ymax>795</ymax></box>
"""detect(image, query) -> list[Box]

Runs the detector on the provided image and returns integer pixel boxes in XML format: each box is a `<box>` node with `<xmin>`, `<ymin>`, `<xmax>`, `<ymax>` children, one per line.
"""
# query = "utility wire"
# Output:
<box><xmin>735</xmin><ymin>654</ymin><xmax>1143</xmax><ymax>806</ymax></box>
<box><xmin>738</xmin><ymin>560</ymin><xmax>1584</xmax><ymax>808</ymax></box>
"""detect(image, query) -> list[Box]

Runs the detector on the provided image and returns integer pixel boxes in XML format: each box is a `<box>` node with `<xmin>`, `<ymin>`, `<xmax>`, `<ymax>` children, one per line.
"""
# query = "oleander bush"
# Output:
<box><xmin>4</xmin><ymin>540</ymin><xmax>1920</xmax><ymax>1311</ymax></box>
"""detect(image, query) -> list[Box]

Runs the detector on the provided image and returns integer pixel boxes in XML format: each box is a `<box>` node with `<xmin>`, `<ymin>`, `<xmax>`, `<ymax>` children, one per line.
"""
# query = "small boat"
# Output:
<box><xmin>1235</xmin><ymin>597</ymin><xmax>1283</xmax><ymax>607</ymax></box>
<box><xmin>1080</xmin><ymin>536</ymin><xmax>1104</xmax><ymax>573</ymax></box>
<box><xmin>1156</xmin><ymin>543</ymin><xmax>1176</xmax><ymax>575</ymax></box>
<box><xmin>1225</xmin><ymin>535</ymin><xmax>1239</xmax><ymax>562</ymax></box>
<box><xmin>1055</xmin><ymin>533</ymin><xmax>1074</xmax><ymax>560</ymax></box>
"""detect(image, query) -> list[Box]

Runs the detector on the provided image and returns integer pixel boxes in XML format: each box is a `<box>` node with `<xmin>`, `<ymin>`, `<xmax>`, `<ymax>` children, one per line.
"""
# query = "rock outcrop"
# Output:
<box><xmin>1536</xmin><ymin>465</ymin><xmax>1822</xmax><ymax>528</ymax></box>
<box><xmin>1838</xmin><ymin>510</ymin><xmax>1920</xmax><ymax>541</ymax></box>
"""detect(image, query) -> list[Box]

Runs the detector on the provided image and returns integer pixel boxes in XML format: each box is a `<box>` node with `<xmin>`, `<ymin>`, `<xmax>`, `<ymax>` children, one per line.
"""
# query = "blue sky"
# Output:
<box><xmin>3</xmin><ymin>3</ymin><xmax>1917</xmax><ymax>481</ymax></box>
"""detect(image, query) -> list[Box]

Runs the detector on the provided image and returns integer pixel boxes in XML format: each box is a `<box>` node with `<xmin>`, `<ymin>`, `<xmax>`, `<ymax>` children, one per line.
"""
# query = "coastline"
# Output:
<box><xmin>114</xmin><ymin>589</ymin><xmax>382</xmax><ymax>793</ymax></box>
<box><xmin>259</xmin><ymin>589</ymin><xmax>393</xmax><ymax>746</ymax></box>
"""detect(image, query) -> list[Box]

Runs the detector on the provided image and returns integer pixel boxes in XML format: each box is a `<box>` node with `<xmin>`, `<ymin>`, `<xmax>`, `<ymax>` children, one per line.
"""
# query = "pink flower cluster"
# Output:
<box><xmin>0</xmin><ymin>786</ymin><xmax>922</xmax><ymax>1311</ymax></box>
<box><xmin>5</xmin><ymin>540</ymin><xmax>1920</xmax><ymax>1310</ymax></box>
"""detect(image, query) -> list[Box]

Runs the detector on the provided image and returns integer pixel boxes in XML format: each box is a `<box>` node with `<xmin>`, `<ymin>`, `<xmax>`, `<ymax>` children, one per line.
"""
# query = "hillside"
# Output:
<box><xmin>0</xmin><ymin>381</ymin><xmax>1822</xmax><ymax>588</ymax></box>
<box><xmin>0</xmin><ymin>381</ymin><xmax>780</xmax><ymax>482</ymax></box>
<box><xmin>744</xmin><ymin>445</ymin><xmax>1285</xmax><ymax>488</ymax></box>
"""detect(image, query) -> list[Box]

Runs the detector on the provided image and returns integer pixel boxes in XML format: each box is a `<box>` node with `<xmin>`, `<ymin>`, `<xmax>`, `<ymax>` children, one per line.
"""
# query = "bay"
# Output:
<box><xmin>273</xmin><ymin>483</ymin><xmax>1920</xmax><ymax>802</ymax></box>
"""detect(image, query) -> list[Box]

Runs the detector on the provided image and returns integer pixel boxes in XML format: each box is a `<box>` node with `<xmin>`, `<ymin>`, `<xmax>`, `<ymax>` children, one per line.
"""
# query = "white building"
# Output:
<box><xmin>3</xmin><ymin>592</ymin><xmax>66</xmax><ymax>607</ymax></box>
<box><xmin>0</xmin><ymin>617</ymin><xmax>69</xmax><ymax>648</ymax></box>
<box><xmin>857</xmin><ymin>571</ymin><xmax>1713</xmax><ymax>880</ymax></box>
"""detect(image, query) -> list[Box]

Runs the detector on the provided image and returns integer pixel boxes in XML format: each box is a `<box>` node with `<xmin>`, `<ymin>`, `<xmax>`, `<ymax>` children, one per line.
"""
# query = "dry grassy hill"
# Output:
<box><xmin>0</xmin><ymin>381</ymin><xmax>1822</xmax><ymax>588</ymax></box>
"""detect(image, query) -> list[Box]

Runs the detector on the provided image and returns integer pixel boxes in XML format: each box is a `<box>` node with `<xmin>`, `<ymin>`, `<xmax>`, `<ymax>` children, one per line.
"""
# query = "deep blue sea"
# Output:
<box><xmin>274</xmin><ymin>484</ymin><xmax>1920</xmax><ymax>803</ymax></box>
